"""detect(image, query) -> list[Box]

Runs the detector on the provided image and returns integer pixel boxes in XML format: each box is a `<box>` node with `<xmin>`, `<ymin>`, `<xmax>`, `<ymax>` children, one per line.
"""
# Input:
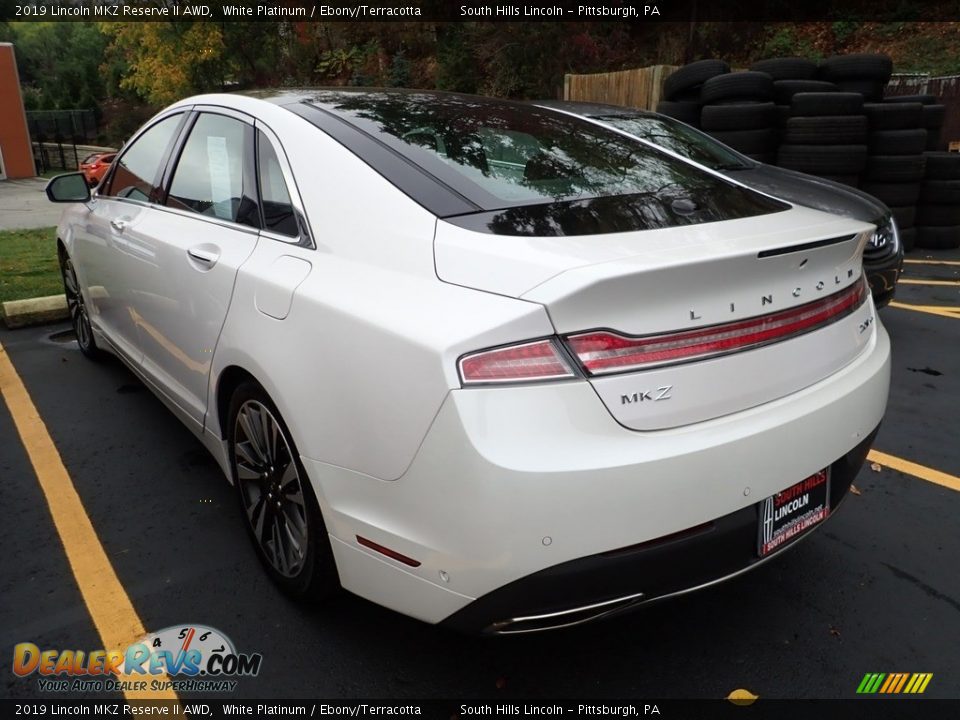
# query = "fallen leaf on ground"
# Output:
<box><xmin>870</xmin><ymin>462</ymin><xmax>882</xmax><ymax>472</ymax></box>
<box><xmin>850</xmin><ymin>484</ymin><xmax>862</xmax><ymax>496</ymax></box>
<box><xmin>726</xmin><ymin>688</ymin><xmax>759</xmax><ymax>705</ymax></box>
<box><xmin>829</xmin><ymin>626</ymin><xmax>841</xmax><ymax>638</ymax></box>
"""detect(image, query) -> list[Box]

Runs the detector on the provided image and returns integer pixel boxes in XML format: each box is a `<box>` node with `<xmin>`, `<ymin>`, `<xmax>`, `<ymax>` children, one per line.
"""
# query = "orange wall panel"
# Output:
<box><xmin>0</xmin><ymin>43</ymin><xmax>36</xmax><ymax>179</ymax></box>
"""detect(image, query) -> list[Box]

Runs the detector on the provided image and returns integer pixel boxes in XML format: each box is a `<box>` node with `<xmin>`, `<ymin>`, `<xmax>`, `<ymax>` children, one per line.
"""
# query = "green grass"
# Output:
<box><xmin>38</xmin><ymin>168</ymin><xmax>73</xmax><ymax>179</ymax></box>
<box><xmin>0</xmin><ymin>227</ymin><xmax>63</xmax><ymax>307</ymax></box>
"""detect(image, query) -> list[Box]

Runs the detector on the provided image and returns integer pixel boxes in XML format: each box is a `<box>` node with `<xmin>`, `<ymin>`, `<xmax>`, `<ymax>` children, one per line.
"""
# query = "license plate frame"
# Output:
<box><xmin>758</xmin><ymin>468</ymin><xmax>831</xmax><ymax>558</ymax></box>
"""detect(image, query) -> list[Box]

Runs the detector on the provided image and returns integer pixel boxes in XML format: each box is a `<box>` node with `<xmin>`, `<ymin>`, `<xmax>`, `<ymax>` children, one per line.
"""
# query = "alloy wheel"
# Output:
<box><xmin>233</xmin><ymin>400</ymin><xmax>309</xmax><ymax>578</ymax></box>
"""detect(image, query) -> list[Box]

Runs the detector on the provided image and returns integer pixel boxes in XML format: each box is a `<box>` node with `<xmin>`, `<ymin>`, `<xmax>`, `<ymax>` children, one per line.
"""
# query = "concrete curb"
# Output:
<box><xmin>2</xmin><ymin>294</ymin><xmax>69</xmax><ymax>329</ymax></box>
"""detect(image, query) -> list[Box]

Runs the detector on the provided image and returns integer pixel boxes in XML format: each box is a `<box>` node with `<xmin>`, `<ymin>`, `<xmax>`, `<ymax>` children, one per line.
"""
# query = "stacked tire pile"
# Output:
<box><xmin>884</xmin><ymin>94</ymin><xmax>948</xmax><ymax>151</ymax></box>
<box><xmin>661</xmin><ymin>53</ymin><xmax>957</xmax><ymax>252</ymax></box>
<box><xmin>817</xmin><ymin>53</ymin><xmax>893</xmax><ymax>101</ymax></box>
<box><xmin>860</xmin><ymin>101</ymin><xmax>927</xmax><ymax>250</ymax></box>
<box><xmin>775</xmin><ymin>91</ymin><xmax>868</xmax><ymax>186</ymax></box>
<box><xmin>915</xmin><ymin>152</ymin><xmax>960</xmax><ymax>250</ymax></box>
<box><xmin>657</xmin><ymin>59</ymin><xmax>730</xmax><ymax>129</ymax></box>
<box><xmin>698</xmin><ymin>71</ymin><xmax>779</xmax><ymax>162</ymax></box>
<box><xmin>751</xmin><ymin>56</ymin><xmax>836</xmax><ymax>127</ymax></box>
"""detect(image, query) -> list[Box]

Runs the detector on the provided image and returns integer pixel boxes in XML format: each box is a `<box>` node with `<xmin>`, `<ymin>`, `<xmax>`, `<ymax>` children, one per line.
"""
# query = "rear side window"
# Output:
<box><xmin>104</xmin><ymin>114</ymin><xmax>182</xmax><ymax>203</ymax></box>
<box><xmin>166</xmin><ymin>113</ymin><xmax>259</xmax><ymax>228</ymax></box>
<box><xmin>256</xmin><ymin>131</ymin><xmax>297</xmax><ymax>237</ymax></box>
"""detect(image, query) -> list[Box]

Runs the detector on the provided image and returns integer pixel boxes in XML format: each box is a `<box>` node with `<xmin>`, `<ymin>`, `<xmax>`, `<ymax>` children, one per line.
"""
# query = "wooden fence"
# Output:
<box><xmin>887</xmin><ymin>73</ymin><xmax>960</xmax><ymax>150</ymax></box>
<box><xmin>563</xmin><ymin>65</ymin><xmax>678</xmax><ymax>111</ymax></box>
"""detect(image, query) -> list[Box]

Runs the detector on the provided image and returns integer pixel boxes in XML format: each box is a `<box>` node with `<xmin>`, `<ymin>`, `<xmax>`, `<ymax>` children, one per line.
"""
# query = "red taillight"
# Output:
<box><xmin>458</xmin><ymin>339</ymin><xmax>575</xmax><ymax>386</ymax></box>
<box><xmin>567</xmin><ymin>278</ymin><xmax>868</xmax><ymax>376</ymax></box>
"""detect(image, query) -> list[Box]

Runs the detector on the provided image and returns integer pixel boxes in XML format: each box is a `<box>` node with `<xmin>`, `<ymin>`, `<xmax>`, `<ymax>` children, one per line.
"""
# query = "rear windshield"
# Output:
<box><xmin>598</xmin><ymin>115</ymin><xmax>753</xmax><ymax>171</ymax></box>
<box><xmin>308</xmin><ymin>92</ymin><xmax>756</xmax><ymax>210</ymax></box>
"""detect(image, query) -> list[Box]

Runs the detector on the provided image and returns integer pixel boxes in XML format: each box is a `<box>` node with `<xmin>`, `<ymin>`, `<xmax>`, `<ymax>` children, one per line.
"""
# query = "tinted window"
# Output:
<box><xmin>306</xmin><ymin>92</ymin><xmax>745</xmax><ymax>209</ymax></box>
<box><xmin>599</xmin><ymin>115</ymin><xmax>751</xmax><ymax>171</ymax></box>
<box><xmin>166</xmin><ymin>113</ymin><xmax>258</xmax><ymax>228</ymax></box>
<box><xmin>257</xmin><ymin>131</ymin><xmax>297</xmax><ymax>237</ymax></box>
<box><xmin>104</xmin><ymin>114</ymin><xmax>182</xmax><ymax>202</ymax></box>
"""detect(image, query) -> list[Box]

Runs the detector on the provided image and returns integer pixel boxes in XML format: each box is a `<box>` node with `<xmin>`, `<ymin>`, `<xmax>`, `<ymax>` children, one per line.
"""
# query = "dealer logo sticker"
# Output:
<box><xmin>12</xmin><ymin>624</ymin><xmax>262</xmax><ymax>693</ymax></box>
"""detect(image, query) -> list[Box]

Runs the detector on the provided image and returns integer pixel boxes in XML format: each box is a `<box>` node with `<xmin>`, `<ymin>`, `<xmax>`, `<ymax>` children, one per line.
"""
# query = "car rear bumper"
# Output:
<box><xmin>303</xmin><ymin>321</ymin><xmax>890</xmax><ymax>629</ymax></box>
<box><xmin>440</xmin><ymin>426</ymin><xmax>874</xmax><ymax>633</ymax></box>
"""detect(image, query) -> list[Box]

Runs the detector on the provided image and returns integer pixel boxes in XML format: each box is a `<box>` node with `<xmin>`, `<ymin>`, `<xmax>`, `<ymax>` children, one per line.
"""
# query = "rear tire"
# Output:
<box><xmin>228</xmin><ymin>381</ymin><xmax>339</xmax><ymax>602</ymax></box>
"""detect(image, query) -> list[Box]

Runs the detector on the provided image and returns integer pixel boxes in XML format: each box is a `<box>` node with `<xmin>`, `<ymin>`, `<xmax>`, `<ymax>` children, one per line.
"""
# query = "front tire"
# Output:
<box><xmin>227</xmin><ymin>381</ymin><xmax>339</xmax><ymax>601</ymax></box>
<box><xmin>59</xmin><ymin>249</ymin><xmax>103</xmax><ymax>361</ymax></box>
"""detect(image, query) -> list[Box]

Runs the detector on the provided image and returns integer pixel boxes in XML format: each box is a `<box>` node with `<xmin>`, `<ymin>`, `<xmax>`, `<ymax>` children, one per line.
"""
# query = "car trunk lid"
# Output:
<box><xmin>436</xmin><ymin>205</ymin><xmax>877</xmax><ymax>429</ymax></box>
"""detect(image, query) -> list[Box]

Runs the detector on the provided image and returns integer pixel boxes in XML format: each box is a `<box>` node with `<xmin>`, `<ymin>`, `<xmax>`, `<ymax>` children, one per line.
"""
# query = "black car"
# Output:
<box><xmin>536</xmin><ymin>101</ymin><xmax>903</xmax><ymax>308</ymax></box>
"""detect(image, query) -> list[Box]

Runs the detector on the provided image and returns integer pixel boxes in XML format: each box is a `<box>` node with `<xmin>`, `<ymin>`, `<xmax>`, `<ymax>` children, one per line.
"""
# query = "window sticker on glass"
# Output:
<box><xmin>207</xmin><ymin>136</ymin><xmax>233</xmax><ymax>220</ymax></box>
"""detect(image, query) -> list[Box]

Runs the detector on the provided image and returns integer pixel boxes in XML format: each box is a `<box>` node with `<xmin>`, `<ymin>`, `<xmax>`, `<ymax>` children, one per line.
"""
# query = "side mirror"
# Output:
<box><xmin>45</xmin><ymin>173</ymin><xmax>91</xmax><ymax>203</ymax></box>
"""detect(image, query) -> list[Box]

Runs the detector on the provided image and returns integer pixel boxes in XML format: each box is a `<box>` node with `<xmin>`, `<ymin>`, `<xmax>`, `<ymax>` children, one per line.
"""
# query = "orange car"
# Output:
<box><xmin>79</xmin><ymin>152</ymin><xmax>116</xmax><ymax>187</ymax></box>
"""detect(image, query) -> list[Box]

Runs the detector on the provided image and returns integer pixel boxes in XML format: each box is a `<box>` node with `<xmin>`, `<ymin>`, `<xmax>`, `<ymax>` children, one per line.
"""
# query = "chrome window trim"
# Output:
<box><xmin>254</xmin><ymin>120</ymin><xmax>316</xmax><ymax>250</ymax></box>
<box><xmin>94</xmin><ymin>107</ymin><xmax>193</xmax><ymax>203</ymax></box>
<box><xmin>150</xmin><ymin>202</ymin><xmax>261</xmax><ymax>237</ymax></box>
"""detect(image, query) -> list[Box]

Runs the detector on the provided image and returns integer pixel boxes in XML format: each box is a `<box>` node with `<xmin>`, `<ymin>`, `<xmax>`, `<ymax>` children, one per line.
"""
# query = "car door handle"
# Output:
<box><xmin>187</xmin><ymin>246</ymin><xmax>220</xmax><ymax>267</ymax></box>
<box><xmin>110</xmin><ymin>218</ymin><xmax>128</xmax><ymax>232</ymax></box>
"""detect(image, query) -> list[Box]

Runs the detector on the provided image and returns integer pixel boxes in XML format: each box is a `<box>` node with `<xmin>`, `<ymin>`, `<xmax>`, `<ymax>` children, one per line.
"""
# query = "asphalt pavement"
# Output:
<box><xmin>0</xmin><ymin>254</ymin><xmax>958</xmax><ymax>702</ymax></box>
<box><xmin>0</xmin><ymin>178</ymin><xmax>64</xmax><ymax>230</ymax></box>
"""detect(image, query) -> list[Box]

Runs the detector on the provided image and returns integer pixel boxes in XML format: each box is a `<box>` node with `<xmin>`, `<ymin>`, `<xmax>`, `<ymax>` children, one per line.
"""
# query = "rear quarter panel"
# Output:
<box><xmin>207</xmin><ymin>104</ymin><xmax>554</xmax><ymax>480</ymax></box>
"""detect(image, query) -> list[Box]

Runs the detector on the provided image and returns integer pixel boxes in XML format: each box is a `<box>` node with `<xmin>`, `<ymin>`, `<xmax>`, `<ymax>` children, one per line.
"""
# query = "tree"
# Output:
<box><xmin>99</xmin><ymin>22</ymin><xmax>226</xmax><ymax>106</ymax></box>
<box><xmin>4</xmin><ymin>23</ymin><xmax>108</xmax><ymax>111</ymax></box>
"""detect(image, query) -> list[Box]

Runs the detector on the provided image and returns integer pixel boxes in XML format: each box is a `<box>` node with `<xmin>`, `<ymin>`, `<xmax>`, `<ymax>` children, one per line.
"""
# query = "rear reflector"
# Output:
<box><xmin>459</xmin><ymin>339</ymin><xmax>575</xmax><ymax>386</ymax></box>
<box><xmin>567</xmin><ymin>278</ymin><xmax>868</xmax><ymax>376</ymax></box>
<box><xmin>356</xmin><ymin>536</ymin><xmax>421</xmax><ymax>567</ymax></box>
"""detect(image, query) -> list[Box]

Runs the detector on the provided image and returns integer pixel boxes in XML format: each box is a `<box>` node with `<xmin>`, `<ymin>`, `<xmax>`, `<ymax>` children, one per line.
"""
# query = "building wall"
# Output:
<box><xmin>0</xmin><ymin>43</ymin><xmax>36</xmax><ymax>179</ymax></box>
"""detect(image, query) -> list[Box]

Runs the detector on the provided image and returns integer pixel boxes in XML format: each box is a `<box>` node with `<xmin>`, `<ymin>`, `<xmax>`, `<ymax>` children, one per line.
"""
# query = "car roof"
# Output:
<box><xmin>532</xmin><ymin>99</ymin><xmax>655</xmax><ymax>118</ymax></box>
<box><xmin>239</xmin><ymin>86</ymin><xmax>540</xmax><ymax>112</ymax></box>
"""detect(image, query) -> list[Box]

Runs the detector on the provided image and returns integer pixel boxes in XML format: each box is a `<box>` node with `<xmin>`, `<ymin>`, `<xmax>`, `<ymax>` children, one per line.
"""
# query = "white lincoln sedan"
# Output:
<box><xmin>46</xmin><ymin>89</ymin><xmax>890</xmax><ymax>633</ymax></box>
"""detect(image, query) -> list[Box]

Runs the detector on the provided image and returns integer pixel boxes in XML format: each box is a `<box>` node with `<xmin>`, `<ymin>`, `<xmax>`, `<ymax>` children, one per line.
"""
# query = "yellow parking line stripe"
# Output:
<box><xmin>868</xmin><ymin>450</ymin><xmax>960</xmax><ymax>493</ymax></box>
<box><xmin>903</xmin><ymin>259</ymin><xmax>960</xmax><ymax>267</ymax></box>
<box><xmin>888</xmin><ymin>301</ymin><xmax>960</xmax><ymax>320</ymax></box>
<box><xmin>898</xmin><ymin>279</ymin><xmax>960</xmax><ymax>287</ymax></box>
<box><xmin>0</xmin><ymin>339</ymin><xmax>179</xmax><ymax>702</ymax></box>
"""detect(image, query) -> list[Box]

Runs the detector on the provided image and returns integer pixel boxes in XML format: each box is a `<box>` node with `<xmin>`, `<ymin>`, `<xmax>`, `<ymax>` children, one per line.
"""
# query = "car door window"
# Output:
<box><xmin>257</xmin><ymin>131</ymin><xmax>297</xmax><ymax>237</ymax></box>
<box><xmin>103</xmin><ymin>114</ymin><xmax>182</xmax><ymax>203</ymax></box>
<box><xmin>166</xmin><ymin>113</ymin><xmax>258</xmax><ymax>228</ymax></box>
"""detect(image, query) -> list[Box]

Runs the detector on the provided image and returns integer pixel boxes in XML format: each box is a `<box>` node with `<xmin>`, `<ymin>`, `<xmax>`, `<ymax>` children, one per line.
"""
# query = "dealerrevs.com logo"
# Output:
<box><xmin>13</xmin><ymin>625</ymin><xmax>262</xmax><ymax>693</ymax></box>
